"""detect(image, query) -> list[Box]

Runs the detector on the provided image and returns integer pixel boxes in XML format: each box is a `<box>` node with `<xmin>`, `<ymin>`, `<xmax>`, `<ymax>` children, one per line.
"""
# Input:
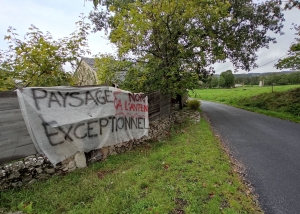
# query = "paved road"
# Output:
<box><xmin>201</xmin><ymin>101</ymin><xmax>300</xmax><ymax>214</ymax></box>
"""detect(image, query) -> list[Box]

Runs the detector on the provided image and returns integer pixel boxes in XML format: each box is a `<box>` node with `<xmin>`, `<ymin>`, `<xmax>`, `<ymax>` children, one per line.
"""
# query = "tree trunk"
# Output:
<box><xmin>177</xmin><ymin>94</ymin><xmax>183</xmax><ymax>110</ymax></box>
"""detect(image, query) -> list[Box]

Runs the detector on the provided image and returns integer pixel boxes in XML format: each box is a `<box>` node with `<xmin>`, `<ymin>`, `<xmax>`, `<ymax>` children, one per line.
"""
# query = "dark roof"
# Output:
<box><xmin>82</xmin><ymin>57</ymin><xmax>95</xmax><ymax>69</ymax></box>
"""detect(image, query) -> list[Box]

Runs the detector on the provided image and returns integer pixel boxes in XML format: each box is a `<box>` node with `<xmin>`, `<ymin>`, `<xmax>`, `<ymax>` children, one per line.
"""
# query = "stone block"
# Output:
<box><xmin>4</xmin><ymin>164</ymin><xmax>12</xmax><ymax>172</ymax></box>
<box><xmin>8</xmin><ymin>171</ymin><xmax>20</xmax><ymax>180</ymax></box>
<box><xmin>62</xmin><ymin>167</ymin><xmax>69</xmax><ymax>172</ymax></box>
<box><xmin>11</xmin><ymin>161</ymin><xmax>25</xmax><ymax>171</ymax></box>
<box><xmin>11</xmin><ymin>181</ymin><xmax>22</xmax><ymax>188</ymax></box>
<box><xmin>44</xmin><ymin>168</ymin><xmax>55</xmax><ymax>174</ymax></box>
<box><xmin>0</xmin><ymin>170</ymin><xmax>6</xmax><ymax>178</ymax></box>
<box><xmin>87</xmin><ymin>149</ymin><xmax>102</xmax><ymax>163</ymax></box>
<box><xmin>109</xmin><ymin>146</ymin><xmax>117</xmax><ymax>155</ymax></box>
<box><xmin>36</xmin><ymin>157</ymin><xmax>44</xmax><ymax>166</ymax></box>
<box><xmin>101</xmin><ymin>147</ymin><xmax>109</xmax><ymax>160</ymax></box>
<box><xmin>25</xmin><ymin>158</ymin><xmax>36</xmax><ymax>168</ymax></box>
<box><xmin>35</xmin><ymin>167</ymin><xmax>43</xmax><ymax>174</ymax></box>
<box><xmin>24</xmin><ymin>155</ymin><xmax>36</xmax><ymax>162</ymax></box>
<box><xmin>0</xmin><ymin>182</ymin><xmax>10</xmax><ymax>190</ymax></box>
<box><xmin>75</xmin><ymin>152</ymin><xmax>87</xmax><ymax>168</ymax></box>
<box><xmin>22</xmin><ymin>175</ymin><xmax>33</xmax><ymax>183</ymax></box>
<box><xmin>68</xmin><ymin>161</ymin><xmax>76</xmax><ymax>169</ymax></box>
<box><xmin>38</xmin><ymin>173</ymin><xmax>50</xmax><ymax>180</ymax></box>
<box><xmin>28</xmin><ymin>179</ymin><xmax>36</xmax><ymax>185</ymax></box>
<box><xmin>0</xmin><ymin>177</ymin><xmax>8</xmax><ymax>185</ymax></box>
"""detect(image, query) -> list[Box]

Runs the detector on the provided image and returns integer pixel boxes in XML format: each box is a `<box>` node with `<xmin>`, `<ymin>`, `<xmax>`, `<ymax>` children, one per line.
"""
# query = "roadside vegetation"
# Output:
<box><xmin>203</xmin><ymin>71</ymin><xmax>300</xmax><ymax>89</ymax></box>
<box><xmin>190</xmin><ymin>85</ymin><xmax>300</xmax><ymax>123</ymax></box>
<box><xmin>234</xmin><ymin>72</ymin><xmax>300</xmax><ymax>86</ymax></box>
<box><xmin>0</xmin><ymin>117</ymin><xmax>262</xmax><ymax>214</ymax></box>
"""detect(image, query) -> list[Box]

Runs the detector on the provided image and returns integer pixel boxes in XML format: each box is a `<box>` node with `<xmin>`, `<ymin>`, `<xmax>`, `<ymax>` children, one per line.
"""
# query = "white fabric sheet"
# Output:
<box><xmin>17</xmin><ymin>86</ymin><xmax>149</xmax><ymax>165</ymax></box>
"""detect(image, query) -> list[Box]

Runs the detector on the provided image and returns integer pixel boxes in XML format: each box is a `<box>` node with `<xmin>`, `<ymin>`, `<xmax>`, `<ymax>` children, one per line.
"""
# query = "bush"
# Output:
<box><xmin>188</xmin><ymin>99</ymin><xmax>200</xmax><ymax>110</ymax></box>
<box><xmin>286</xmin><ymin>104</ymin><xmax>300</xmax><ymax>116</ymax></box>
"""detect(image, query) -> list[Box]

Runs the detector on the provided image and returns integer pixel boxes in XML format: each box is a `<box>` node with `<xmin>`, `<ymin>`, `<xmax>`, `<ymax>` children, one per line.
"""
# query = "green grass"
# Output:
<box><xmin>190</xmin><ymin>85</ymin><xmax>300</xmax><ymax>123</ymax></box>
<box><xmin>0</xmin><ymin>118</ymin><xmax>262</xmax><ymax>214</ymax></box>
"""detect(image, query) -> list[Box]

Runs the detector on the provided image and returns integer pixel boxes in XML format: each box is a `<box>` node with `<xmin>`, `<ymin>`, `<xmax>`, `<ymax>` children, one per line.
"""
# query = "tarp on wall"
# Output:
<box><xmin>17</xmin><ymin>86</ymin><xmax>149</xmax><ymax>165</ymax></box>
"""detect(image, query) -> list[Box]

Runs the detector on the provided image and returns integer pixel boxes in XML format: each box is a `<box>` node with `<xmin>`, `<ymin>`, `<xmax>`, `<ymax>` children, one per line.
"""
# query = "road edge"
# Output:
<box><xmin>201</xmin><ymin>111</ymin><xmax>264</xmax><ymax>213</ymax></box>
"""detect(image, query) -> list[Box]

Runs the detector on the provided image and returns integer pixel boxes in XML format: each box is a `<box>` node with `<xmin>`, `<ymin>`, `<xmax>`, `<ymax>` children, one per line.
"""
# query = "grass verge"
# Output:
<box><xmin>0</xmin><ymin>117</ymin><xmax>262</xmax><ymax>214</ymax></box>
<box><xmin>190</xmin><ymin>85</ymin><xmax>300</xmax><ymax>123</ymax></box>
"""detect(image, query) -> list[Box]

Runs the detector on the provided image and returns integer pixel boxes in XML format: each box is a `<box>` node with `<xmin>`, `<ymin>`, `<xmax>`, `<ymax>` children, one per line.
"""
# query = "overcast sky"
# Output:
<box><xmin>0</xmin><ymin>0</ymin><xmax>299</xmax><ymax>74</ymax></box>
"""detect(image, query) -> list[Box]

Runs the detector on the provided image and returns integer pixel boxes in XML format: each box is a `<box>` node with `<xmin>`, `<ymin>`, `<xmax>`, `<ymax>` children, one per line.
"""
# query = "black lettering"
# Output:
<box><xmin>138</xmin><ymin>118</ymin><xmax>143</xmax><ymax>129</ymax></box>
<box><xmin>99</xmin><ymin>118</ymin><xmax>109</xmax><ymax>135</ymax></box>
<box><xmin>87</xmin><ymin>120</ymin><xmax>98</xmax><ymax>138</ymax></box>
<box><xmin>131</xmin><ymin>117</ymin><xmax>138</xmax><ymax>129</ymax></box>
<box><xmin>48</xmin><ymin>92</ymin><xmax>61</xmax><ymax>108</ymax></box>
<box><xmin>74</xmin><ymin>123</ymin><xmax>87</xmax><ymax>139</ymax></box>
<box><xmin>58</xmin><ymin>125</ymin><xmax>73</xmax><ymax>141</ymax></box>
<box><xmin>116</xmin><ymin>117</ymin><xmax>124</xmax><ymax>131</ymax></box>
<box><xmin>128</xmin><ymin>93</ymin><xmax>135</xmax><ymax>102</ymax></box>
<box><xmin>85</xmin><ymin>91</ymin><xmax>98</xmax><ymax>106</ymax></box>
<box><xmin>57</xmin><ymin>91</ymin><xmax>69</xmax><ymax>107</ymax></box>
<box><xmin>32</xmin><ymin>88</ymin><xmax>47</xmax><ymax>110</ymax></box>
<box><xmin>69</xmin><ymin>92</ymin><xmax>84</xmax><ymax>107</ymax></box>
<box><xmin>109</xmin><ymin>116</ymin><xmax>116</xmax><ymax>132</ymax></box>
<box><xmin>140</xmin><ymin>94</ymin><xmax>146</xmax><ymax>102</ymax></box>
<box><xmin>144</xmin><ymin>118</ymin><xmax>149</xmax><ymax>129</ymax></box>
<box><xmin>42</xmin><ymin>121</ymin><xmax>64</xmax><ymax>146</ymax></box>
<box><xmin>105</xmin><ymin>90</ymin><xmax>114</xmax><ymax>103</ymax></box>
<box><xmin>125</xmin><ymin>117</ymin><xmax>131</xmax><ymax>130</ymax></box>
<box><xmin>95</xmin><ymin>90</ymin><xmax>106</xmax><ymax>104</ymax></box>
<box><xmin>129</xmin><ymin>93</ymin><xmax>145</xmax><ymax>102</ymax></box>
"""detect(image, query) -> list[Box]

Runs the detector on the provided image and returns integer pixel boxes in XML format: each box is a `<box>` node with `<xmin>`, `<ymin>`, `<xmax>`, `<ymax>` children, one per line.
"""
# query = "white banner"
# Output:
<box><xmin>17</xmin><ymin>86</ymin><xmax>149</xmax><ymax>165</ymax></box>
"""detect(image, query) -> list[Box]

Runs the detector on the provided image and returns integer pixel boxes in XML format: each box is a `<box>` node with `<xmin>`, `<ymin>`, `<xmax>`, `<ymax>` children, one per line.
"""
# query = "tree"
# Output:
<box><xmin>220</xmin><ymin>70</ymin><xmax>235</xmax><ymax>88</ymax></box>
<box><xmin>219</xmin><ymin>76</ymin><xmax>226</xmax><ymax>88</ymax></box>
<box><xmin>94</xmin><ymin>54</ymin><xmax>132</xmax><ymax>86</ymax></box>
<box><xmin>90</xmin><ymin>0</ymin><xmax>284</xmax><ymax>108</ymax></box>
<box><xmin>121</xmin><ymin>64</ymin><xmax>151</xmax><ymax>92</ymax></box>
<box><xmin>288</xmin><ymin>71</ymin><xmax>300</xmax><ymax>84</ymax></box>
<box><xmin>211</xmin><ymin>76</ymin><xmax>219</xmax><ymax>88</ymax></box>
<box><xmin>0</xmin><ymin>67</ymin><xmax>15</xmax><ymax>91</ymax></box>
<box><xmin>249</xmin><ymin>76</ymin><xmax>259</xmax><ymax>86</ymax></box>
<box><xmin>276</xmin><ymin>0</ymin><xmax>300</xmax><ymax>70</ymax></box>
<box><xmin>284</xmin><ymin>0</ymin><xmax>300</xmax><ymax>10</ymax></box>
<box><xmin>0</xmin><ymin>15</ymin><xmax>91</xmax><ymax>87</ymax></box>
<box><xmin>276</xmin><ymin>27</ymin><xmax>300</xmax><ymax>70</ymax></box>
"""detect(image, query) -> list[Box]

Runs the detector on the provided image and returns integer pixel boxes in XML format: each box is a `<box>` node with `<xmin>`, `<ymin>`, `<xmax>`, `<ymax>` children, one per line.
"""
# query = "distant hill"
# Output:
<box><xmin>214</xmin><ymin>70</ymin><xmax>300</xmax><ymax>77</ymax></box>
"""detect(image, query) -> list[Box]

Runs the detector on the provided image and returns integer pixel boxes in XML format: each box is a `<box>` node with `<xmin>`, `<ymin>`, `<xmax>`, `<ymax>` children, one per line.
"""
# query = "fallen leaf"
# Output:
<box><xmin>209</xmin><ymin>192</ymin><xmax>215</xmax><ymax>198</ymax></box>
<box><xmin>97</xmin><ymin>171</ymin><xmax>106</xmax><ymax>180</ymax></box>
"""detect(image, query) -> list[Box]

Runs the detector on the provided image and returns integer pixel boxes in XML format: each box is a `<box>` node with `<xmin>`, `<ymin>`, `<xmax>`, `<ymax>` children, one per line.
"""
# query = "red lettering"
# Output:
<box><xmin>115</xmin><ymin>99</ymin><xmax>123</xmax><ymax>110</ymax></box>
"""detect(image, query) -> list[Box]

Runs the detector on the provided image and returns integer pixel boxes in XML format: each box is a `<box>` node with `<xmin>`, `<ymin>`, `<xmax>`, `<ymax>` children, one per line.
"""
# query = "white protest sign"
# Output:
<box><xmin>17</xmin><ymin>86</ymin><xmax>149</xmax><ymax>165</ymax></box>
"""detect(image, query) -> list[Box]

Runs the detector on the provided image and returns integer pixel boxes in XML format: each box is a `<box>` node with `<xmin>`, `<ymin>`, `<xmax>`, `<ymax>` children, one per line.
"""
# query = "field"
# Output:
<box><xmin>190</xmin><ymin>85</ymin><xmax>300</xmax><ymax>123</ymax></box>
<box><xmin>0</xmin><ymin>117</ymin><xmax>262</xmax><ymax>214</ymax></box>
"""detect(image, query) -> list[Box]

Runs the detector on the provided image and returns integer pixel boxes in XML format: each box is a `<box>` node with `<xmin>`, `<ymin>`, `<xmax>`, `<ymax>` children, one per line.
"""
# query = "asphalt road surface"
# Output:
<box><xmin>201</xmin><ymin>101</ymin><xmax>300</xmax><ymax>214</ymax></box>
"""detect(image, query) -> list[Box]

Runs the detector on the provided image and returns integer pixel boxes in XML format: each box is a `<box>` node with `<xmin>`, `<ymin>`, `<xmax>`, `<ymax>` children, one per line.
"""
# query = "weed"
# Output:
<box><xmin>17</xmin><ymin>202</ymin><xmax>33</xmax><ymax>214</ymax></box>
<box><xmin>187</xmin><ymin>99</ymin><xmax>200</xmax><ymax>110</ymax></box>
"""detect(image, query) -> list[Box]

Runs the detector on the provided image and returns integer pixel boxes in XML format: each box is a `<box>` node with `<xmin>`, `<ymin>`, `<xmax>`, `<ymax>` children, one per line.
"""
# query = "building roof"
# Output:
<box><xmin>82</xmin><ymin>57</ymin><xmax>95</xmax><ymax>69</ymax></box>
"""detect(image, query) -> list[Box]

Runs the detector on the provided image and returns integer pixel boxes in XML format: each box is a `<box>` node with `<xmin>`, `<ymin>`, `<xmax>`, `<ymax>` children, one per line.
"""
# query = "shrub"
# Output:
<box><xmin>286</xmin><ymin>104</ymin><xmax>300</xmax><ymax>116</ymax></box>
<box><xmin>187</xmin><ymin>99</ymin><xmax>200</xmax><ymax>110</ymax></box>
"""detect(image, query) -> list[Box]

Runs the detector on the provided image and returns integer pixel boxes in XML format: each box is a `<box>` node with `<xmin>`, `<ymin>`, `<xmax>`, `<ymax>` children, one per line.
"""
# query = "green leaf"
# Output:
<box><xmin>89</xmin><ymin>0</ymin><xmax>285</xmax><ymax>97</ymax></box>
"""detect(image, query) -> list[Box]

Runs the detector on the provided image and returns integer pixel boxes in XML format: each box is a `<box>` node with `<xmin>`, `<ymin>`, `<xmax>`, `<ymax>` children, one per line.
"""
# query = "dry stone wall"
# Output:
<box><xmin>0</xmin><ymin>110</ymin><xmax>201</xmax><ymax>191</ymax></box>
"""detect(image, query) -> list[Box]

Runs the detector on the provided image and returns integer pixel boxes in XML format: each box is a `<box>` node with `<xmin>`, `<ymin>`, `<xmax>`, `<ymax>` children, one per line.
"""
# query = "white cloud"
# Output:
<box><xmin>0</xmin><ymin>0</ymin><xmax>113</xmax><ymax>58</ymax></box>
<box><xmin>0</xmin><ymin>1</ymin><xmax>299</xmax><ymax>74</ymax></box>
<box><xmin>215</xmin><ymin>7</ymin><xmax>300</xmax><ymax>74</ymax></box>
